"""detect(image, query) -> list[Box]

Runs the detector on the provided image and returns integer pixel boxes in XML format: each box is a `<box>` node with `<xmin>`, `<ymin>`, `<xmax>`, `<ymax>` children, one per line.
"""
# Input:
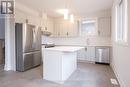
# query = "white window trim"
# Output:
<box><xmin>79</xmin><ymin>18</ymin><xmax>98</xmax><ymax>36</ymax></box>
<box><xmin>115</xmin><ymin>0</ymin><xmax>128</xmax><ymax>46</ymax></box>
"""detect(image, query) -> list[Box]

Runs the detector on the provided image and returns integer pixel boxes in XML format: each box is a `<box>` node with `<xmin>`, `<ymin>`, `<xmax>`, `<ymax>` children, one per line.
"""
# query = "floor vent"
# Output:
<box><xmin>110</xmin><ymin>78</ymin><xmax>118</xmax><ymax>85</ymax></box>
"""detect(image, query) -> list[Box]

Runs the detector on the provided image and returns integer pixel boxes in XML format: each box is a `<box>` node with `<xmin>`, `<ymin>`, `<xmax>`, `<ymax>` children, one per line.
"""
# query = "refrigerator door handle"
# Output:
<box><xmin>23</xmin><ymin>51</ymin><xmax>41</xmax><ymax>55</ymax></box>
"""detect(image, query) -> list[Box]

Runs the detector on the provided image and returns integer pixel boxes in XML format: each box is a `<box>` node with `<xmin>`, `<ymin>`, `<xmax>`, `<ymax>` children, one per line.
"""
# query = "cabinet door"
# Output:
<box><xmin>53</xmin><ymin>19</ymin><xmax>78</xmax><ymax>37</ymax></box>
<box><xmin>77</xmin><ymin>48</ymin><xmax>86</xmax><ymax>60</ymax></box>
<box><xmin>61</xmin><ymin>21</ymin><xmax>68</xmax><ymax>37</ymax></box>
<box><xmin>77</xmin><ymin>47</ymin><xmax>95</xmax><ymax>62</ymax></box>
<box><xmin>41</xmin><ymin>19</ymin><xmax>47</xmax><ymax>31</ymax></box>
<box><xmin>47</xmin><ymin>19</ymin><xmax>54</xmax><ymax>33</ymax></box>
<box><xmin>53</xmin><ymin>23</ymin><xmax>58</xmax><ymax>37</ymax></box>
<box><xmin>67</xmin><ymin>22</ymin><xmax>74</xmax><ymax>37</ymax></box>
<box><xmin>85</xmin><ymin>47</ymin><xmax>96</xmax><ymax>62</ymax></box>
<box><xmin>98</xmin><ymin>17</ymin><xmax>111</xmax><ymax>37</ymax></box>
<box><xmin>54</xmin><ymin>22</ymin><xmax>61</xmax><ymax>37</ymax></box>
<box><xmin>68</xmin><ymin>21</ymin><xmax>78</xmax><ymax>37</ymax></box>
<box><xmin>41</xmin><ymin>18</ymin><xmax>54</xmax><ymax>33</ymax></box>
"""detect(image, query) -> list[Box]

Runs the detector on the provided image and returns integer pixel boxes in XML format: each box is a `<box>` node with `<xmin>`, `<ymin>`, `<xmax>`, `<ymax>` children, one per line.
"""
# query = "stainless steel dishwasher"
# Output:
<box><xmin>95</xmin><ymin>46</ymin><xmax>110</xmax><ymax>65</ymax></box>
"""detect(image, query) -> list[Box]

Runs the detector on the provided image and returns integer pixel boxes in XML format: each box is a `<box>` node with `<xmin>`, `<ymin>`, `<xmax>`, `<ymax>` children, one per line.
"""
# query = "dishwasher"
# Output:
<box><xmin>95</xmin><ymin>47</ymin><xmax>110</xmax><ymax>65</ymax></box>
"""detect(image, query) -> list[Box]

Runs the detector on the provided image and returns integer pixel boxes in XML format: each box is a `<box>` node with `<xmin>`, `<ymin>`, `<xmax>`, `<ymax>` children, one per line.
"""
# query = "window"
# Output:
<box><xmin>116</xmin><ymin>0</ymin><xmax>128</xmax><ymax>44</ymax></box>
<box><xmin>80</xmin><ymin>19</ymin><xmax>97</xmax><ymax>36</ymax></box>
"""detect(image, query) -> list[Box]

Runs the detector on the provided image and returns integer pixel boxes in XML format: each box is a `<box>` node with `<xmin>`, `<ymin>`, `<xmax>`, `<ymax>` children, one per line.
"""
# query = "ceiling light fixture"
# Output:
<box><xmin>64</xmin><ymin>9</ymin><xmax>69</xmax><ymax>20</ymax></box>
<box><xmin>70</xmin><ymin>14</ymin><xmax>74</xmax><ymax>23</ymax></box>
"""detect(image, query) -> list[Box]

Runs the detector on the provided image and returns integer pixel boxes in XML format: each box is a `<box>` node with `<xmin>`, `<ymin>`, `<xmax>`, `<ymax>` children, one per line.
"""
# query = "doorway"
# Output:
<box><xmin>0</xmin><ymin>17</ymin><xmax>5</xmax><ymax>71</ymax></box>
<box><xmin>0</xmin><ymin>40</ymin><xmax>5</xmax><ymax>71</ymax></box>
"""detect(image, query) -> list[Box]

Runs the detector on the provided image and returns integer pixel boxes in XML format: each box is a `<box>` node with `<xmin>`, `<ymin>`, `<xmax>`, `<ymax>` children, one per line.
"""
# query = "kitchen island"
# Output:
<box><xmin>42</xmin><ymin>46</ymin><xmax>84</xmax><ymax>84</ymax></box>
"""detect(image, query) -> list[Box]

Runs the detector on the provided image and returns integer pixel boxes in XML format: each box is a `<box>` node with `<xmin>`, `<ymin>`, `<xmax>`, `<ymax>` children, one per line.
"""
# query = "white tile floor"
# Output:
<box><xmin>0</xmin><ymin>62</ymin><xmax>120</xmax><ymax>87</ymax></box>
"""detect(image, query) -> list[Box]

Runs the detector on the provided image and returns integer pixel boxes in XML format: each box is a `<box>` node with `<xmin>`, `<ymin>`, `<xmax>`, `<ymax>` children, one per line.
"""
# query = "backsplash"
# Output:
<box><xmin>41</xmin><ymin>36</ymin><xmax>54</xmax><ymax>44</ymax></box>
<box><xmin>41</xmin><ymin>35</ymin><xmax>111</xmax><ymax>46</ymax></box>
<box><xmin>52</xmin><ymin>36</ymin><xmax>111</xmax><ymax>46</ymax></box>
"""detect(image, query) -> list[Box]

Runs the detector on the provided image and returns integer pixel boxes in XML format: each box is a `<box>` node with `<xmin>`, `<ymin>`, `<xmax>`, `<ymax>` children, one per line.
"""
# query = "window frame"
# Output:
<box><xmin>115</xmin><ymin>0</ymin><xmax>128</xmax><ymax>45</ymax></box>
<box><xmin>79</xmin><ymin>18</ymin><xmax>98</xmax><ymax>36</ymax></box>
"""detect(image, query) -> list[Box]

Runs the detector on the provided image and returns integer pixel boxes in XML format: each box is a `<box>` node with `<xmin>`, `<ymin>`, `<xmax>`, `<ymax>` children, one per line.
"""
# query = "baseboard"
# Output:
<box><xmin>77</xmin><ymin>60</ymin><xmax>95</xmax><ymax>64</ymax></box>
<box><xmin>110</xmin><ymin>63</ymin><xmax>125</xmax><ymax>87</ymax></box>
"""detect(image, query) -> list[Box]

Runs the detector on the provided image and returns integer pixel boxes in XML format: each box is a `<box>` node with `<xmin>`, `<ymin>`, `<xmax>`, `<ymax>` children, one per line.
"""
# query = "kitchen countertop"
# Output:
<box><xmin>43</xmin><ymin>46</ymin><xmax>84</xmax><ymax>52</ymax></box>
<box><xmin>54</xmin><ymin>45</ymin><xmax>112</xmax><ymax>47</ymax></box>
<box><xmin>41</xmin><ymin>44</ymin><xmax>112</xmax><ymax>47</ymax></box>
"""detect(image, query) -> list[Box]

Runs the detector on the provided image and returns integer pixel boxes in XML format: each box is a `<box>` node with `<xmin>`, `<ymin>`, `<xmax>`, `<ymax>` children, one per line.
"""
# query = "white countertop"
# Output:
<box><xmin>54</xmin><ymin>45</ymin><xmax>112</xmax><ymax>47</ymax></box>
<box><xmin>43</xmin><ymin>46</ymin><xmax>84</xmax><ymax>52</ymax></box>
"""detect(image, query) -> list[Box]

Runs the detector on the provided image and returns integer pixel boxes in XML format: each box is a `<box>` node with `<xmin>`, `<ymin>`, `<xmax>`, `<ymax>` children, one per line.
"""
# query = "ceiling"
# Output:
<box><xmin>15</xmin><ymin>0</ymin><xmax>113</xmax><ymax>18</ymax></box>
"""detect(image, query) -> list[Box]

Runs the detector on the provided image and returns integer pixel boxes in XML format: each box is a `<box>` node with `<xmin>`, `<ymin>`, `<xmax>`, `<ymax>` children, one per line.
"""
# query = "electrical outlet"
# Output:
<box><xmin>110</xmin><ymin>78</ymin><xmax>118</xmax><ymax>85</ymax></box>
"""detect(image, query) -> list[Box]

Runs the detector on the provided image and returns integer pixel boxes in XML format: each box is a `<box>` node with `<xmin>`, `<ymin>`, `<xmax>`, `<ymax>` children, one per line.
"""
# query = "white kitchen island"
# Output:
<box><xmin>42</xmin><ymin>46</ymin><xmax>84</xmax><ymax>84</ymax></box>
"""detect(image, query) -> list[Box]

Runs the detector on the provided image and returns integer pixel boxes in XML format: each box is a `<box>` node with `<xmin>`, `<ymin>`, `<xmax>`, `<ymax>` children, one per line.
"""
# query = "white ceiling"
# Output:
<box><xmin>15</xmin><ymin>0</ymin><xmax>113</xmax><ymax>18</ymax></box>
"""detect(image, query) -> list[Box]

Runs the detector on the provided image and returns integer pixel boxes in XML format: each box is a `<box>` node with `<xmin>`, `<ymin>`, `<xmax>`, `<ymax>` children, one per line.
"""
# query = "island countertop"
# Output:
<box><xmin>42</xmin><ymin>46</ymin><xmax>84</xmax><ymax>52</ymax></box>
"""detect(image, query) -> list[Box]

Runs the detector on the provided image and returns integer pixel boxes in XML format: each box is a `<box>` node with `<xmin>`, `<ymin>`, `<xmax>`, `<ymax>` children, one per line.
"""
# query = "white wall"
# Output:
<box><xmin>4</xmin><ymin>16</ymin><xmax>16</xmax><ymax>71</ymax></box>
<box><xmin>111</xmin><ymin>0</ymin><xmax>130</xmax><ymax>87</ymax></box>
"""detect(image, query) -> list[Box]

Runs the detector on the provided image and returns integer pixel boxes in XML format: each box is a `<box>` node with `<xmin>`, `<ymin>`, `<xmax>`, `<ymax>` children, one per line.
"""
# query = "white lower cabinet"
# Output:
<box><xmin>77</xmin><ymin>48</ymin><xmax>86</xmax><ymax>60</ymax></box>
<box><xmin>77</xmin><ymin>46</ymin><xmax>96</xmax><ymax>62</ymax></box>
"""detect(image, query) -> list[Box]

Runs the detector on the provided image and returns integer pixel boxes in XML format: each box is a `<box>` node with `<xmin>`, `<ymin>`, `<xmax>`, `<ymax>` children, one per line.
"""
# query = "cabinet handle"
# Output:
<box><xmin>58</xmin><ymin>32</ymin><xmax>60</xmax><ymax>36</ymax></box>
<box><xmin>85</xmin><ymin>47</ymin><xmax>87</xmax><ymax>51</ymax></box>
<box><xmin>45</xmin><ymin>27</ymin><xmax>47</xmax><ymax>30</ymax></box>
<box><xmin>26</xmin><ymin>19</ymin><xmax>28</xmax><ymax>23</ymax></box>
<box><xmin>67</xmin><ymin>32</ymin><xmax>69</xmax><ymax>36</ymax></box>
<box><xmin>98</xmin><ymin>30</ymin><xmax>100</xmax><ymax>35</ymax></box>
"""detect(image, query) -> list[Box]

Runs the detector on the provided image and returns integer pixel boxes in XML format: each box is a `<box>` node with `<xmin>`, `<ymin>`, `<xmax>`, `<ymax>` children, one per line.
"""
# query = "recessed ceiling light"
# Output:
<box><xmin>57</xmin><ymin>9</ymin><xmax>69</xmax><ymax>14</ymax></box>
<box><xmin>70</xmin><ymin>14</ymin><xmax>74</xmax><ymax>23</ymax></box>
<box><xmin>57</xmin><ymin>9</ymin><xmax>69</xmax><ymax>20</ymax></box>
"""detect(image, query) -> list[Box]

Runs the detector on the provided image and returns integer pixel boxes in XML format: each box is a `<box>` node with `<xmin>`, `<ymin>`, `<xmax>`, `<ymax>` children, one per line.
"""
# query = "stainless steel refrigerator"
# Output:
<box><xmin>15</xmin><ymin>23</ymin><xmax>41</xmax><ymax>71</ymax></box>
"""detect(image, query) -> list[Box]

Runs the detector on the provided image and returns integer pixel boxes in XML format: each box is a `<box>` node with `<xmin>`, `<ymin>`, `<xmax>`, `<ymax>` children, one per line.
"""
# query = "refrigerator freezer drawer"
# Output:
<box><xmin>16</xmin><ymin>51</ymin><xmax>41</xmax><ymax>72</ymax></box>
<box><xmin>23</xmin><ymin>53</ymin><xmax>33</xmax><ymax>70</ymax></box>
<box><xmin>23</xmin><ymin>51</ymin><xmax>41</xmax><ymax>71</ymax></box>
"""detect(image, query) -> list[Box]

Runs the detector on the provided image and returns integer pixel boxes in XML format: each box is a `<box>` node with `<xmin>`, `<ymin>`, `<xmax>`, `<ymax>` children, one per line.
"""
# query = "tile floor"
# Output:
<box><xmin>0</xmin><ymin>62</ymin><xmax>120</xmax><ymax>87</ymax></box>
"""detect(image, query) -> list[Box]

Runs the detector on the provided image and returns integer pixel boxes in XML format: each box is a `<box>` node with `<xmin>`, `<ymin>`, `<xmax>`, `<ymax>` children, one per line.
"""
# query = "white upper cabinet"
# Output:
<box><xmin>53</xmin><ymin>19</ymin><xmax>78</xmax><ymax>37</ymax></box>
<box><xmin>98</xmin><ymin>17</ymin><xmax>111</xmax><ymax>37</ymax></box>
<box><xmin>47</xmin><ymin>18</ymin><xmax>54</xmax><ymax>33</ymax></box>
<box><xmin>53</xmin><ymin>22</ymin><xmax>61</xmax><ymax>37</ymax></box>
<box><xmin>41</xmin><ymin>18</ymin><xmax>54</xmax><ymax>34</ymax></box>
